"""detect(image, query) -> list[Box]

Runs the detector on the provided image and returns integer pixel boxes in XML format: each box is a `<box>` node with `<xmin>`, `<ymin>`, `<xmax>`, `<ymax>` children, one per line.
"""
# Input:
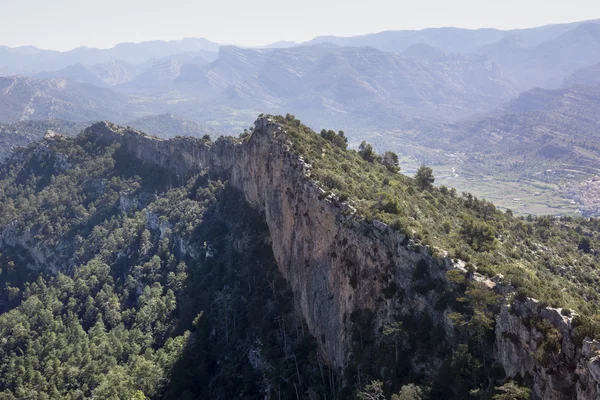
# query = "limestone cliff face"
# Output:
<box><xmin>86</xmin><ymin>117</ymin><xmax>600</xmax><ymax>398</ymax></box>
<box><xmin>88</xmin><ymin>118</ymin><xmax>458</xmax><ymax>369</ymax></box>
<box><xmin>495</xmin><ymin>298</ymin><xmax>600</xmax><ymax>399</ymax></box>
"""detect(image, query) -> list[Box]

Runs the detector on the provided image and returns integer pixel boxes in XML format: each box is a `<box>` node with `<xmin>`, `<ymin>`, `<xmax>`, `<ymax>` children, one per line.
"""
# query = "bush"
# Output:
<box><xmin>460</xmin><ymin>216</ymin><xmax>496</xmax><ymax>252</ymax></box>
<box><xmin>381</xmin><ymin>151</ymin><xmax>400</xmax><ymax>173</ymax></box>
<box><xmin>320</xmin><ymin>129</ymin><xmax>348</xmax><ymax>150</ymax></box>
<box><xmin>320</xmin><ymin>172</ymin><xmax>347</xmax><ymax>191</ymax></box>
<box><xmin>415</xmin><ymin>166</ymin><xmax>434</xmax><ymax>190</ymax></box>
<box><xmin>358</xmin><ymin>141</ymin><xmax>380</xmax><ymax>163</ymax></box>
<box><xmin>579</xmin><ymin>236</ymin><xmax>592</xmax><ymax>253</ymax></box>
<box><xmin>442</xmin><ymin>220</ymin><xmax>452</xmax><ymax>234</ymax></box>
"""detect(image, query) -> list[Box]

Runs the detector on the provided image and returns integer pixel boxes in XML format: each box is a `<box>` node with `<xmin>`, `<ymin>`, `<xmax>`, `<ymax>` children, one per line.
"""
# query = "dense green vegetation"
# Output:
<box><xmin>3</xmin><ymin>114</ymin><xmax>600</xmax><ymax>398</ymax></box>
<box><xmin>274</xmin><ymin>114</ymin><xmax>600</xmax><ymax>319</ymax></box>
<box><xmin>0</xmin><ymin>133</ymin><xmax>332</xmax><ymax>399</ymax></box>
<box><xmin>269</xmin><ymin>113</ymin><xmax>600</xmax><ymax>398</ymax></box>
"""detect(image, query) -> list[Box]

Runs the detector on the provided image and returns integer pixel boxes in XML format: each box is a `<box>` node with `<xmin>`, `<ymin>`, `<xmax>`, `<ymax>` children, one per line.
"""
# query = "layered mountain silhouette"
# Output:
<box><xmin>0</xmin><ymin>76</ymin><xmax>130</xmax><ymax>123</ymax></box>
<box><xmin>3</xmin><ymin>20</ymin><xmax>600</xmax><ymax>213</ymax></box>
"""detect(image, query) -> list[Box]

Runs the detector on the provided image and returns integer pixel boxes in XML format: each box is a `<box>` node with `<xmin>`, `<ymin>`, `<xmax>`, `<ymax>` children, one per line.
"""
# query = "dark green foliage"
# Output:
<box><xmin>460</xmin><ymin>216</ymin><xmax>496</xmax><ymax>251</ymax></box>
<box><xmin>572</xmin><ymin>315</ymin><xmax>600</xmax><ymax>346</ymax></box>
<box><xmin>382</xmin><ymin>151</ymin><xmax>400</xmax><ymax>173</ymax></box>
<box><xmin>0</xmin><ymin>135</ymin><xmax>331</xmax><ymax>399</ymax></box>
<box><xmin>359</xmin><ymin>141</ymin><xmax>380</xmax><ymax>163</ymax></box>
<box><xmin>320</xmin><ymin>128</ymin><xmax>348</xmax><ymax>150</ymax></box>
<box><xmin>579</xmin><ymin>236</ymin><xmax>592</xmax><ymax>253</ymax></box>
<box><xmin>415</xmin><ymin>166</ymin><xmax>435</xmax><ymax>190</ymax></box>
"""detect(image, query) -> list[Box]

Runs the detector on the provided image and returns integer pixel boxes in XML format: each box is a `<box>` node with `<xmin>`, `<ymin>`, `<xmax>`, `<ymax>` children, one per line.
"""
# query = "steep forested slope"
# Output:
<box><xmin>0</xmin><ymin>131</ymin><xmax>329</xmax><ymax>399</ymax></box>
<box><xmin>2</xmin><ymin>116</ymin><xmax>600</xmax><ymax>399</ymax></box>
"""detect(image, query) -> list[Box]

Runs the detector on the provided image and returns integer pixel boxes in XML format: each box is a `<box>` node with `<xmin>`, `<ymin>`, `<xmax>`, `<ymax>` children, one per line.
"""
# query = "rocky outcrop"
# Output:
<box><xmin>85</xmin><ymin>117</ymin><xmax>600</xmax><ymax>397</ymax></box>
<box><xmin>86</xmin><ymin>118</ymin><xmax>461</xmax><ymax>369</ymax></box>
<box><xmin>0</xmin><ymin>221</ymin><xmax>65</xmax><ymax>274</ymax></box>
<box><xmin>495</xmin><ymin>298</ymin><xmax>600</xmax><ymax>399</ymax></box>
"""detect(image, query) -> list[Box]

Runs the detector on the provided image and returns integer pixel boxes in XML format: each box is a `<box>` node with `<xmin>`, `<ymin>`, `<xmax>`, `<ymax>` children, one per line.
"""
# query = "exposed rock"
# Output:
<box><xmin>0</xmin><ymin>221</ymin><xmax>65</xmax><ymax>274</ymax></box>
<box><xmin>86</xmin><ymin>118</ymin><xmax>464</xmax><ymax>369</ymax></box>
<box><xmin>495</xmin><ymin>297</ymin><xmax>600</xmax><ymax>399</ymax></box>
<box><xmin>118</xmin><ymin>190</ymin><xmax>139</xmax><ymax>213</ymax></box>
<box><xmin>85</xmin><ymin>117</ymin><xmax>600</xmax><ymax>397</ymax></box>
<box><xmin>43</xmin><ymin>130</ymin><xmax>63</xmax><ymax>140</ymax></box>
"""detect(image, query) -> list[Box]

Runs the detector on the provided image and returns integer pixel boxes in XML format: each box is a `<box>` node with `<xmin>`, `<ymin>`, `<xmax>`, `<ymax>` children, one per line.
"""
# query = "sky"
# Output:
<box><xmin>2</xmin><ymin>0</ymin><xmax>600</xmax><ymax>51</ymax></box>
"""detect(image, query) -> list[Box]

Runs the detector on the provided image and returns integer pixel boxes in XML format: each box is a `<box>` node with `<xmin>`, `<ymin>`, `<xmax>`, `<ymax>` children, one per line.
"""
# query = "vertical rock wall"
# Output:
<box><xmin>86</xmin><ymin>118</ymin><xmax>600</xmax><ymax>398</ymax></box>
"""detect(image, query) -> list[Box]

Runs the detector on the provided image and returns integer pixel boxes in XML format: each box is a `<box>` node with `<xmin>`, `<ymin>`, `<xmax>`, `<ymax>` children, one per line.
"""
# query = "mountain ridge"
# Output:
<box><xmin>80</xmin><ymin>115</ymin><xmax>600</xmax><ymax>399</ymax></box>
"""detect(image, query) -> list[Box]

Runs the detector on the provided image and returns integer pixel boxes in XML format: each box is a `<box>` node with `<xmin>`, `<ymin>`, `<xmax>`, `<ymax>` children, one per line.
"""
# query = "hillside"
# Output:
<box><xmin>434</xmin><ymin>85</ymin><xmax>600</xmax><ymax>157</ymax></box>
<box><xmin>303</xmin><ymin>19</ymin><xmax>598</xmax><ymax>53</ymax></box>
<box><xmin>120</xmin><ymin>54</ymin><xmax>208</xmax><ymax>91</ymax></box>
<box><xmin>2</xmin><ymin>115</ymin><xmax>600</xmax><ymax>399</ymax></box>
<box><xmin>564</xmin><ymin>61</ymin><xmax>600</xmax><ymax>86</ymax></box>
<box><xmin>125</xmin><ymin>114</ymin><xmax>213</xmax><ymax>138</ymax></box>
<box><xmin>475</xmin><ymin>22</ymin><xmax>600</xmax><ymax>88</ymax></box>
<box><xmin>0</xmin><ymin>119</ymin><xmax>85</xmax><ymax>160</ymax></box>
<box><xmin>0</xmin><ymin>76</ymin><xmax>132</xmax><ymax>123</ymax></box>
<box><xmin>34</xmin><ymin>60</ymin><xmax>140</xmax><ymax>87</ymax></box>
<box><xmin>416</xmin><ymin>84</ymin><xmax>600</xmax><ymax>214</ymax></box>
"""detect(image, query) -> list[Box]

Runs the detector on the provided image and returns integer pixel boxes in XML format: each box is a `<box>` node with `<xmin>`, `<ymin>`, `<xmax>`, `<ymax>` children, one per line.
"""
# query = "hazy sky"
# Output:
<box><xmin>2</xmin><ymin>0</ymin><xmax>600</xmax><ymax>51</ymax></box>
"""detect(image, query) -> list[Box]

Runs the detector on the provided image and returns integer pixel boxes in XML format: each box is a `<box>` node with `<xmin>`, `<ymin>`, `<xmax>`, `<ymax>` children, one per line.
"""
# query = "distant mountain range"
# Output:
<box><xmin>125</xmin><ymin>114</ymin><xmax>214</xmax><ymax>138</ymax></box>
<box><xmin>0</xmin><ymin>38</ymin><xmax>220</xmax><ymax>75</ymax></box>
<box><xmin>303</xmin><ymin>19</ymin><xmax>599</xmax><ymax>53</ymax></box>
<box><xmin>3</xmin><ymin>19</ymin><xmax>600</xmax><ymax>214</ymax></box>
<box><xmin>0</xmin><ymin>76</ymin><xmax>131</xmax><ymax>123</ymax></box>
<box><xmin>0</xmin><ymin>19</ymin><xmax>597</xmax><ymax>77</ymax></box>
<box><xmin>2</xmin><ymin>20</ymin><xmax>600</xmax><ymax>132</ymax></box>
<box><xmin>430</xmin><ymin>84</ymin><xmax>600</xmax><ymax>162</ymax></box>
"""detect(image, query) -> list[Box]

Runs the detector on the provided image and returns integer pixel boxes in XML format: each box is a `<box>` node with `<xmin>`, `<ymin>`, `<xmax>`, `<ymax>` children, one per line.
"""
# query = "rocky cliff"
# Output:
<box><xmin>89</xmin><ymin>118</ymin><xmax>458</xmax><ymax>369</ymax></box>
<box><xmin>86</xmin><ymin>117</ymin><xmax>600</xmax><ymax>398</ymax></box>
<box><xmin>495</xmin><ymin>298</ymin><xmax>600</xmax><ymax>399</ymax></box>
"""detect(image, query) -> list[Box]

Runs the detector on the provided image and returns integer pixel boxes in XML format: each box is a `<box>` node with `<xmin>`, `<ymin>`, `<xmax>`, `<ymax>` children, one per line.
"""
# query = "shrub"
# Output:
<box><xmin>320</xmin><ymin>129</ymin><xmax>348</xmax><ymax>149</ymax></box>
<box><xmin>460</xmin><ymin>216</ymin><xmax>496</xmax><ymax>252</ymax></box>
<box><xmin>381</xmin><ymin>151</ymin><xmax>400</xmax><ymax>173</ymax></box>
<box><xmin>358</xmin><ymin>141</ymin><xmax>380</xmax><ymax>163</ymax></box>
<box><xmin>579</xmin><ymin>236</ymin><xmax>592</xmax><ymax>253</ymax></box>
<box><xmin>415</xmin><ymin>166</ymin><xmax>434</xmax><ymax>190</ymax></box>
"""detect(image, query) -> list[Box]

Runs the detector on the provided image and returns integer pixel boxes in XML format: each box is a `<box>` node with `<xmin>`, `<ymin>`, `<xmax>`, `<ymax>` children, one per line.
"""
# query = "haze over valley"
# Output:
<box><xmin>3</xmin><ymin>19</ymin><xmax>600</xmax><ymax>214</ymax></box>
<box><xmin>5</xmin><ymin>7</ymin><xmax>600</xmax><ymax>399</ymax></box>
